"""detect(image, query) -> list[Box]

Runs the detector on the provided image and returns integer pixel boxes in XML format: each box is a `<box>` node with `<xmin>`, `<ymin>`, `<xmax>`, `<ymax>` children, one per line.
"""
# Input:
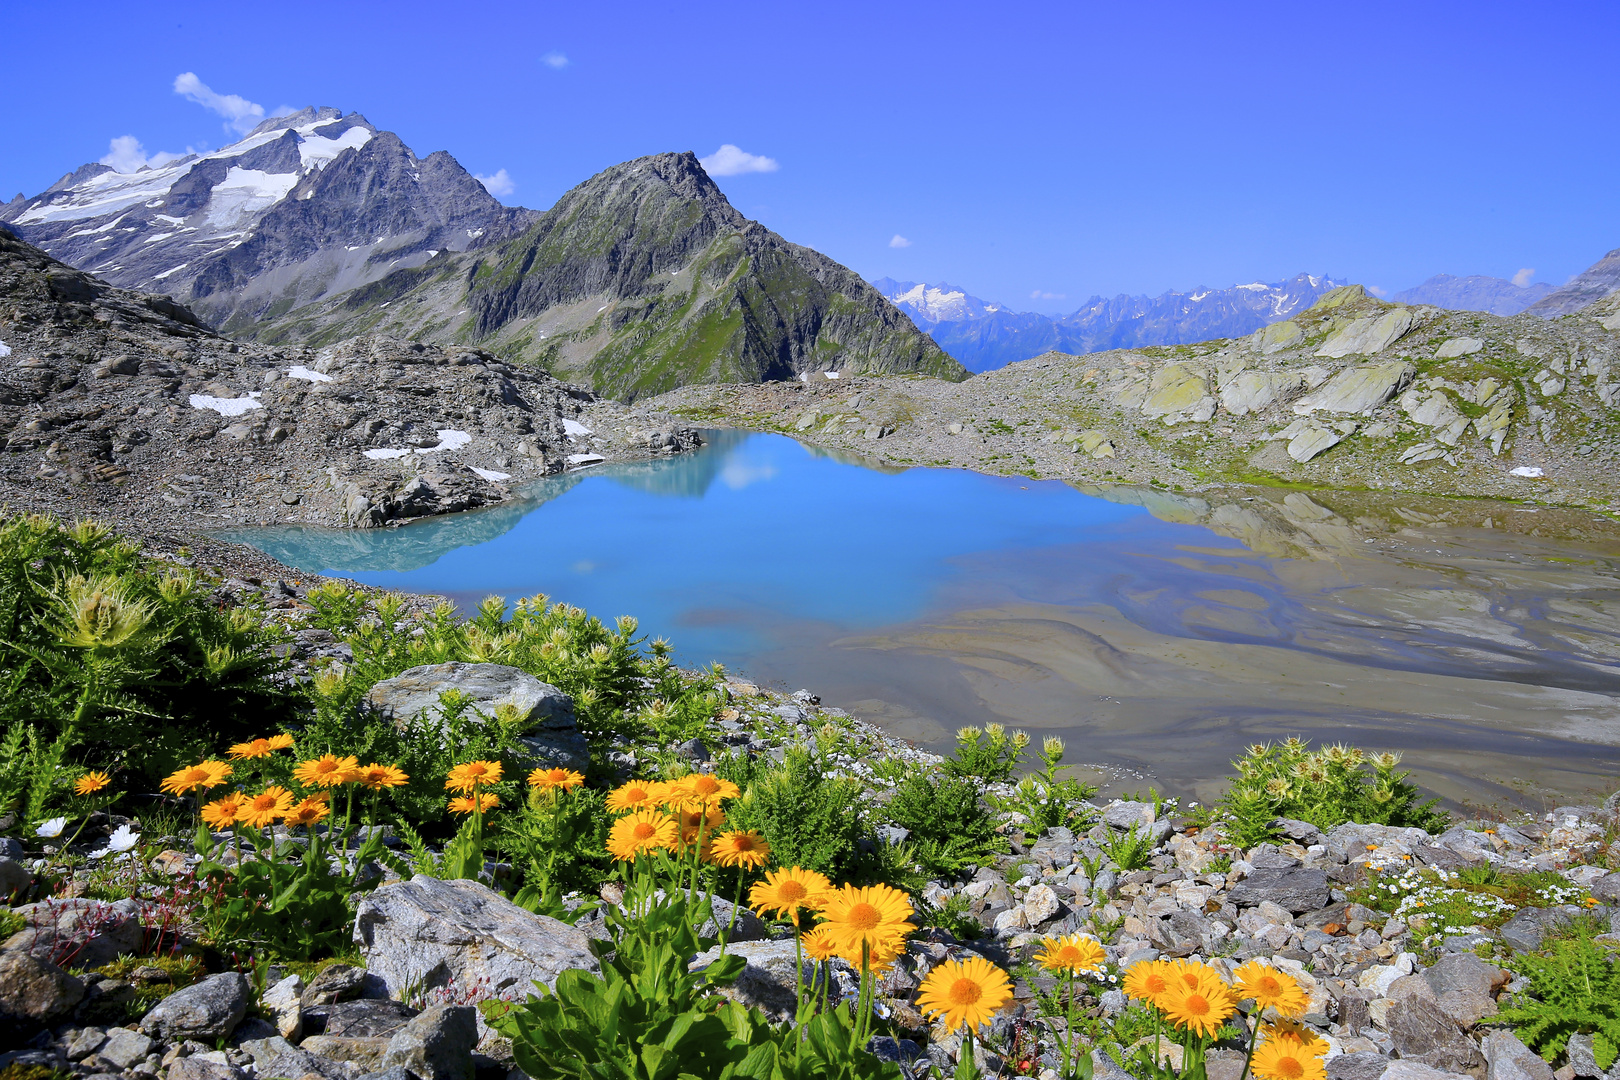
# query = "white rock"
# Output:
<box><xmin>1434</xmin><ymin>337</ymin><xmax>1484</xmax><ymax>358</ymax></box>
<box><xmin>1315</xmin><ymin>309</ymin><xmax>1417</xmax><ymax>358</ymax></box>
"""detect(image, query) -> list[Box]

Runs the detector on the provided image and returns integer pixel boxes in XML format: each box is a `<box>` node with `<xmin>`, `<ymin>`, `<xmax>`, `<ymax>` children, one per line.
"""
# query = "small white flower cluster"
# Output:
<box><xmin>1531</xmin><ymin>880</ymin><xmax>1585</xmax><ymax>905</ymax></box>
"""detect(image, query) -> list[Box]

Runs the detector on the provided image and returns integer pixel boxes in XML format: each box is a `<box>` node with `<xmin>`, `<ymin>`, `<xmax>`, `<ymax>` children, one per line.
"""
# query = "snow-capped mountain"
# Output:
<box><xmin>0</xmin><ymin>107</ymin><xmax>534</xmax><ymax>334</ymax></box>
<box><xmin>872</xmin><ymin>274</ymin><xmax>1344</xmax><ymax>372</ymax></box>
<box><xmin>868</xmin><ymin>279</ymin><xmax>1003</xmax><ymax>325</ymax></box>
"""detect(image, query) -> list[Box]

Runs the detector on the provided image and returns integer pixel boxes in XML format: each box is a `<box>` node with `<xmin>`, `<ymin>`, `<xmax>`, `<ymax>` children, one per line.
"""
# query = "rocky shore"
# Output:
<box><xmin>653</xmin><ymin>286</ymin><xmax>1620</xmax><ymax>515</ymax></box>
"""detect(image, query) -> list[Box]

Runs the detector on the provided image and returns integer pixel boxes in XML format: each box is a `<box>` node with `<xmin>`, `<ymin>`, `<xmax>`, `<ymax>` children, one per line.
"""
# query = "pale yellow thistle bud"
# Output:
<box><xmin>956</xmin><ymin>726</ymin><xmax>981</xmax><ymax>742</ymax></box>
<box><xmin>1373</xmin><ymin>751</ymin><xmax>1401</xmax><ymax>769</ymax></box>
<box><xmin>590</xmin><ymin>644</ymin><xmax>612</xmax><ymax>662</ymax></box>
<box><xmin>984</xmin><ymin>722</ymin><xmax>1006</xmax><ymax>740</ymax></box>
<box><xmin>1011</xmin><ymin>731</ymin><xmax>1031</xmax><ymax>749</ymax></box>
<box><xmin>1043</xmin><ymin>736</ymin><xmax>1065</xmax><ymax>760</ymax></box>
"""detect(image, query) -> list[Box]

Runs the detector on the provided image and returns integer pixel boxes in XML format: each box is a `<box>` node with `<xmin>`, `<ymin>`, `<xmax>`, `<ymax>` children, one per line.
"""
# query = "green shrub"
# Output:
<box><xmin>0</xmin><ymin>514</ymin><xmax>294</xmax><ymax>801</ymax></box>
<box><xmin>885</xmin><ymin>771</ymin><xmax>999</xmax><ymax>877</ymax></box>
<box><xmin>725</xmin><ymin>747</ymin><xmax>862</xmax><ymax>880</ymax></box>
<box><xmin>942</xmin><ymin>723</ymin><xmax>1028</xmax><ymax>785</ymax></box>
<box><xmin>1101</xmin><ymin>823</ymin><xmax>1154</xmax><ymax>871</ymax></box>
<box><xmin>991</xmin><ymin>736</ymin><xmax>1097</xmax><ymax>833</ymax></box>
<box><xmin>1218</xmin><ymin>739</ymin><xmax>1448</xmax><ymax>848</ymax></box>
<box><xmin>1496</xmin><ymin>922</ymin><xmax>1620</xmax><ymax>1069</ymax></box>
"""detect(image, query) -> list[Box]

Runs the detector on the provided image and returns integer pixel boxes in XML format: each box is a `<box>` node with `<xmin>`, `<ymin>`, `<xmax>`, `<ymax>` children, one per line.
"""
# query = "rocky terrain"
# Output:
<box><xmin>2</xmin><ymin>666</ymin><xmax>1617</xmax><ymax>1080</ymax></box>
<box><xmin>656</xmin><ymin>284</ymin><xmax>1620</xmax><ymax>513</ymax></box>
<box><xmin>874</xmin><ymin>275</ymin><xmax>1345</xmax><ymax>373</ymax></box>
<box><xmin>0</xmin><ymin>224</ymin><xmax>703</xmax><ymax>543</ymax></box>
<box><xmin>253</xmin><ymin>152</ymin><xmax>966</xmax><ymax>400</ymax></box>
<box><xmin>1</xmin><ymin>108</ymin><xmax>534</xmax><ymax>336</ymax></box>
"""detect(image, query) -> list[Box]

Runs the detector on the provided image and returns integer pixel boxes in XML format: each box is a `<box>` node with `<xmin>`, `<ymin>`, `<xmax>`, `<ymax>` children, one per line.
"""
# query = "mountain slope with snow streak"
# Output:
<box><xmin>0</xmin><ymin>108</ymin><xmax>534</xmax><ymax>334</ymax></box>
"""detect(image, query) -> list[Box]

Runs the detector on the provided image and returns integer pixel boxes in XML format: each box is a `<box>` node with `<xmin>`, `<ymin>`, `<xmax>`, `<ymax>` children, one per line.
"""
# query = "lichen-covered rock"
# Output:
<box><xmin>140</xmin><ymin>972</ymin><xmax>250</xmax><ymax>1042</ymax></box>
<box><xmin>0</xmin><ymin>949</ymin><xmax>84</xmax><ymax>1037</ymax></box>
<box><xmin>379</xmin><ymin>1004</ymin><xmax>477</xmax><ymax>1080</ymax></box>
<box><xmin>1315</xmin><ymin>310</ymin><xmax>1418</xmax><ymax>359</ymax></box>
<box><xmin>1293</xmin><ymin>360</ymin><xmax>1416</xmax><ymax>414</ymax></box>
<box><xmin>354</xmin><ymin>875</ymin><xmax>598</xmax><ymax>1001</ymax></box>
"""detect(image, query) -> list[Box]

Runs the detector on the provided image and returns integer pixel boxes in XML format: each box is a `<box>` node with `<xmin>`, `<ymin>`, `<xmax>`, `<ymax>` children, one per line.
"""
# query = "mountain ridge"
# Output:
<box><xmin>1391</xmin><ymin>273</ymin><xmax>1554</xmax><ymax>315</ymax></box>
<box><xmin>251</xmin><ymin>152</ymin><xmax>965</xmax><ymax>399</ymax></box>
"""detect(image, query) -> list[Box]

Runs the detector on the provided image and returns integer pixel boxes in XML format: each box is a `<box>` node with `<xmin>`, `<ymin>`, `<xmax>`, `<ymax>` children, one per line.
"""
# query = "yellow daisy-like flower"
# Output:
<box><xmin>240</xmin><ymin>786</ymin><xmax>295</xmax><ymax>828</ymax></box>
<box><xmin>674</xmin><ymin>805</ymin><xmax>726</xmax><ymax>834</ymax></box>
<box><xmin>750</xmin><ymin>866</ymin><xmax>834</xmax><ymax>920</ymax></box>
<box><xmin>528</xmin><ymin>767</ymin><xmax>585</xmax><ymax>791</ymax></box>
<box><xmin>229</xmin><ymin>733</ymin><xmax>296</xmax><ymax>758</ymax></box>
<box><xmin>1157</xmin><ymin>968</ymin><xmax>1237</xmax><ymax>1038</ymax></box>
<box><xmin>1234</xmin><ymin>961</ymin><xmax>1310</xmax><ymax>1019</ymax></box>
<box><xmin>1122</xmin><ymin>959</ymin><xmax>1174</xmax><ymax>1008</ymax></box>
<box><xmin>605</xmin><ymin>809</ymin><xmax>678</xmax><ymax>861</ymax></box>
<box><xmin>1034</xmin><ymin>933</ymin><xmax>1106</xmax><ymax>975</ymax></box>
<box><xmin>817</xmin><ymin>883</ymin><xmax>913</xmax><ymax>958</ymax></box>
<box><xmin>916</xmin><ymin>956</ymin><xmax>1013</xmax><ymax>1033</ymax></box>
<box><xmin>284</xmin><ymin>798</ymin><xmax>331</xmax><ymax>827</ymax></box>
<box><xmin>846</xmin><ymin>935</ymin><xmax>905</xmax><ymax>975</ymax></box>
<box><xmin>445</xmin><ymin>760</ymin><xmax>503</xmax><ymax>793</ymax></box>
<box><xmin>1251</xmin><ymin>1035</ymin><xmax>1329</xmax><ymax>1080</ymax></box>
<box><xmin>448</xmin><ymin>793</ymin><xmax>500</xmax><ymax>815</ymax></box>
<box><xmin>801</xmin><ymin>925</ymin><xmax>840</xmax><ymax>962</ymax></box>
<box><xmin>292</xmin><ymin>753</ymin><xmax>360</xmax><ymax>789</ymax></box>
<box><xmin>1260</xmin><ymin>1020</ymin><xmax>1329</xmax><ymax>1056</ymax></box>
<box><xmin>74</xmin><ymin>771</ymin><xmax>111</xmax><ymax>796</ymax></box>
<box><xmin>604</xmin><ymin>779</ymin><xmax>663</xmax><ymax>813</ymax></box>
<box><xmin>710</xmin><ymin>830</ymin><xmax>771</xmax><ymax>869</ymax></box>
<box><xmin>354</xmin><ymin>763</ymin><xmax>410</xmax><ymax>790</ymax></box>
<box><xmin>200</xmin><ymin>793</ymin><xmax>245</xmax><ymax>829</ymax></box>
<box><xmin>670</xmin><ymin>773</ymin><xmax>740</xmax><ymax>808</ymax></box>
<box><xmin>1168</xmin><ymin>958</ymin><xmax>1213</xmax><ymax>991</ymax></box>
<box><xmin>159</xmin><ymin>760</ymin><xmax>232</xmax><ymax>796</ymax></box>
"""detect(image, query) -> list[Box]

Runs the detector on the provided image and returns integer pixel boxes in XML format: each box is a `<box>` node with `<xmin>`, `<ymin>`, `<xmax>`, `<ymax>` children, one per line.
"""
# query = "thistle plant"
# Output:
<box><xmin>993</xmin><ymin>736</ymin><xmax>1099</xmax><ymax>832</ymax></box>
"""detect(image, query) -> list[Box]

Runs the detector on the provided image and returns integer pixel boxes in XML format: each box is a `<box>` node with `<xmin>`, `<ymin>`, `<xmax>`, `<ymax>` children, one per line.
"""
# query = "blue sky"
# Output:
<box><xmin>3</xmin><ymin>0</ymin><xmax>1616</xmax><ymax>314</ymax></box>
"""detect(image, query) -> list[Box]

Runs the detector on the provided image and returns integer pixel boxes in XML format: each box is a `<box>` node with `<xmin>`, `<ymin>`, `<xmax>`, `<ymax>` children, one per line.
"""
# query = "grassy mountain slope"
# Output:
<box><xmin>252</xmin><ymin>153</ymin><xmax>964</xmax><ymax>399</ymax></box>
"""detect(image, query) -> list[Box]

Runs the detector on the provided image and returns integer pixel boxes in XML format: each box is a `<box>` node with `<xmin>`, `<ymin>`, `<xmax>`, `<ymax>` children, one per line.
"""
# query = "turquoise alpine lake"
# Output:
<box><xmin>221</xmin><ymin>430</ymin><xmax>1620</xmax><ymax>806</ymax></box>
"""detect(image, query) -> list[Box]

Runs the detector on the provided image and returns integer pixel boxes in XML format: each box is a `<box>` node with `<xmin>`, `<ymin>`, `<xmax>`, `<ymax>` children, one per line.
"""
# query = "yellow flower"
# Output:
<box><xmin>1157</xmin><ymin>967</ymin><xmax>1236</xmax><ymax>1038</ymax></box>
<box><xmin>448</xmin><ymin>793</ymin><xmax>500</xmax><ymax>815</ymax></box>
<box><xmin>292</xmin><ymin>753</ymin><xmax>360</xmax><ymax>788</ymax></box>
<box><xmin>528</xmin><ymin>767</ymin><xmax>584</xmax><ymax>792</ymax></box>
<box><xmin>1260</xmin><ymin>1020</ymin><xmax>1329</xmax><ymax>1056</ymax></box>
<box><xmin>1234</xmin><ymin>961</ymin><xmax>1310</xmax><ymax>1019</ymax></box>
<box><xmin>228</xmin><ymin>734</ymin><xmax>294</xmax><ymax>759</ymax></box>
<box><xmin>445</xmin><ymin>760</ymin><xmax>503</xmax><ymax>793</ymax></box>
<box><xmin>801</xmin><ymin>925</ymin><xmax>840</xmax><ymax>962</ymax></box>
<box><xmin>710</xmin><ymin>830</ymin><xmax>771</xmax><ymax>869</ymax></box>
<box><xmin>817</xmin><ymin>883</ymin><xmax>912</xmax><ymax>958</ymax></box>
<box><xmin>1252</xmin><ymin>1035</ymin><xmax>1328</xmax><ymax>1080</ymax></box>
<box><xmin>605</xmin><ymin>809</ymin><xmax>678</xmax><ymax>861</ymax></box>
<box><xmin>159</xmin><ymin>760</ymin><xmax>232</xmax><ymax>796</ymax></box>
<box><xmin>200</xmin><ymin>793</ymin><xmax>245</xmax><ymax>829</ymax></box>
<box><xmin>285</xmin><ymin>798</ymin><xmax>331</xmax><ymax>827</ymax></box>
<box><xmin>74</xmin><ymin>771</ymin><xmax>111</xmax><ymax>796</ymax></box>
<box><xmin>916</xmin><ymin>956</ymin><xmax>1013</xmax><ymax>1032</ymax></box>
<box><xmin>670</xmin><ymin>773</ymin><xmax>739</xmax><ymax>808</ymax></box>
<box><xmin>1034</xmin><ymin>933</ymin><xmax>1106</xmax><ymax>975</ymax></box>
<box><xmin>1122</xmin><ymin>960</ymin><xmax>1174</xmax><ymax>1008</ymax></box>
<box><xmin>604</xmin><ymin>779</ymin><xmax>662</xmax><ymax>813</ymax></box>
<box><xmin>355</xmin><ymin>763</ymin><xmax>410</xmax><ymax>790</ymax></box>
<box><xmin>750</xmin><ymin>866</ymin><xmax>833</xmax><ymax>920</ymax></box>
<box><xmin>240</xmin><ymin>786</ymin><xmax>295</xmax><ymax>827</ymax></box>
<box><xmin>674</xmin><ymin>805</ymin><xmax>726</xmax><ymax>834</ymax></box>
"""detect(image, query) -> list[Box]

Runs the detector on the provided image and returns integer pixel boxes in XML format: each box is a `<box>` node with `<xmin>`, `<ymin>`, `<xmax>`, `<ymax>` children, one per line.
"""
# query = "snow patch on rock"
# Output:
<box><xmin>189</xmin><ymin>394</ymin><xmax>263</xmax><ymax>417</ymax></box>
<box><xmin>471</xmin><ymin>467</ymin><xmax>511</xmax><ymax>482</ymax></box>
<box><xmin>287</xmin><ymin>365</ymin><xmax>333</xmax><ymax>383</ymax></box>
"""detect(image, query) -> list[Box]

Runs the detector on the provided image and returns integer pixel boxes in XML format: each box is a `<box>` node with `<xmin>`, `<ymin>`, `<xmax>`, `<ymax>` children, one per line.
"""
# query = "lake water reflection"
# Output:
<box><xmin>222</xmin><ymin>431</ymin><xmax>1620</xmax><ymax>808</ymax></box>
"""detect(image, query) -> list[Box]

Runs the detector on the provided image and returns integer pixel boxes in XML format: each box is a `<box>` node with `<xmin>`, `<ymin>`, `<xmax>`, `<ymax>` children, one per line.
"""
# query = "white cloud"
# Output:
<box><xmin>173</xmin><ymin>72</ymin><xmax>282</xmax><ymax>135</ymax></box>
<box><xmin>541</xmin><ymin>51</ymin><xmax>569</xmax><ymax>69</ymax></box>
<box><xmin>888</xmin><ymin>234</ymin><xmax>912</xmax><ymax>248</ymax></box>
<box><xmin>1511</xmin><ymin>267</ymin><xmax>1536</xmax><ymax>288</ymax></box>
<box><xmin>1030</xmin><ymin>289</ymin><xmax>1066</xmax><ymax>301</ymax></box>
<box><xmin>1366</xmin><ymin>285</ymin><xmax>1388</xmax><ymax>297</ymax></box>
<box><xmin>100</xmin><ymin>135</ymin><xmax>191</xmax><ymax>174</ymax></box>
<box><xmin>699</xmin><ymin>145</ymin><xmax>779</xmax><ymax>177</ymax></box>
<box><xmin>475</xmin><ymin>169</ymin><xmax>515</xmax><ymax>197</ymax></box>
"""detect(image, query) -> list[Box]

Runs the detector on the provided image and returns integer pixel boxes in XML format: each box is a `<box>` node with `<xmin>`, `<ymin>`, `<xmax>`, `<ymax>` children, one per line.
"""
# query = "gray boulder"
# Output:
<box><xmin>1422</xmin><ymin>952</ymin><xmax>1506</xmax><ymax>1026</ymax></box>
<box><xmin>1567</xmin><ymin>1034</ymin><xmax>1618</xmax><ymax>1080</ymax></box>
<box><xmin>0</xmin><ymin>948</ymin><xmax>84</xmax><ymax>1035</ymax></box>
<box><xmin>1498</xmin><ymin>905</ymin><xmax>1583</xmax><ymax>953</ymax></box>
<box><xmin>354</xmin><ymin>875</ymin><xmax>598</xmax><ymax>1001</ymax></box>
<box><xmin>1227</xmin><ymin>868</ymin><xmax>1330</xmax><ymax>913</ymax></box>
<box><xmin>1382</xmin><ymin>1065</ymin><xmax>1473</xmax><ymax>1080</ymax></box>
<box><xmin>140</xmin><ymin>972</ymin><xmax>251</xmax><ymax>1042</ymax></box>
<box><xmin>1330</xmin><ymin>1054</ymin><xmax>1391</xmax><ymax>1080</ymax></box>
<box><xmin>307</xmin><ymin>998</ymin><xmax>420</xmax><ymax>1038</ymax></box>
<box><xmin>1483</xmin><ymin>1029</ymin><xmax>1554</xmax><ymax>1080</ymax></box>
<box><xmin>238</xmin><ymin>1035</ymin><xmax>351</xmax><ymax>1080</ymax></box>
<box><xmin>1102</xmin><ymin>801</ymin><xmax>1155</xmax><ymax>829</ymax></box>
<box><xmin>1589</xmin><ymin>873</ymin><xmax>1620</xmax><ymax>904</ymax></box>
<box><xmin>303</xmin><ymin>962</ymin><xmax>370</xmax><ymax>1006</ymax></box>
<box><xmin>689</xmin><ymin>939</ymin><xmax>839</xmax><ymax>1020</ymax></box>
<box><xmin>166</xmin><ymin>1058</ymin><xmax>250</xmax><ymax>1080</ymax></box>
<box><xmin>4</xmin><ymin>897</ymin><xmax>144</xmax><ymax>968</ymax></box>
<box><xmin>1386</xmin><ymin>996</ymin><xmax>1485</xmax><ymax>1075</ymax></box>
<box><xmin>363</xmin><ymin>662</ymin><xmax>585</xmax><ymax>771</ymax></box>
<box><xmin>96</xmin><ymin>1028</ymin><xmax>155</xmax><ymax>1070</ymax></box>
<box><xmin>0</xmin><ymin>856</ymin><xmax>31</xmax><ymax>898</ymax></box>
<box><xmin>380</xmin><ymin>1003</ymin><xmax>476</xmax><ymax>1080</ymax></box>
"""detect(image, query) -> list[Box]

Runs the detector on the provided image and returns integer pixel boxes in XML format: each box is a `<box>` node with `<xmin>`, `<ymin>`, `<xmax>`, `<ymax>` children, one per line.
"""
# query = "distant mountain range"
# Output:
<box><xmin>0</xmin><ymin>107</ymin><xmax>535</xmax><ymax>335</ymax></box>
<box><xmin>873</xmin><ymin>275</ymin><xmax>1344</xmax><ymax>372</ymax></box>
<box><xmin>1525</xmin><ymin>247</ymin><xmax>1620</xmax><ymax>317</ymax></box>
<box><xmin>1390</xmin><ymin>274</ymin><xmax>1554</xmax><ymax>315</ymax></box>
